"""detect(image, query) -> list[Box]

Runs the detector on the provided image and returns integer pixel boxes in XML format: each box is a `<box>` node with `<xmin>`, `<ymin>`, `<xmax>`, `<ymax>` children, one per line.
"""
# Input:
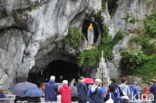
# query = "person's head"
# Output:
<box><xmin>0</xmin><ymin>86</ymin><xmax>4</xmax><ymax>93</ymax></box>
<box><xmin>95</xmin><ymin>78</ymin><xmax>102</xmax><ymax>86</ymax></box>
<box><xmin>79</xmin><ymin>76</ymin><xmax>85</xmax><ymax>82</ymax></box>
<box><xmin>121</xmin><ymin>77</ymin><xmax>127</xmax><ymax>84</ymax></box>
<box><xmin>134</xmin><ymin>81</ymin><xmax>138</xmax><ymax>86</ymax></box>
<box><xmin>63</xmin><ymin>80</ymin><xmax>68</xmax><ymax>85</ymax></box>
<box><xmin>50</xmin><ymin>75</ymin><xmax>55</xmax><ymax>81</ymax></box>
<box><xmin>60</xmin><ymin>75</ymin><xmax>63</xmax><ymax>79</ymax></box>
<box><xmin>108</xmin><ymin>84</ymin><xmax>115</xmax><ymax>92</ymax></box>
<box><xmin>110</xmin><ymin>78</ymin><xmax>116</xmax><ymax>84</ymax></box>
<box><xmin>151</xmin><ymin>79</ymin><xmax>156</xmax><ymax>84</ymax></box>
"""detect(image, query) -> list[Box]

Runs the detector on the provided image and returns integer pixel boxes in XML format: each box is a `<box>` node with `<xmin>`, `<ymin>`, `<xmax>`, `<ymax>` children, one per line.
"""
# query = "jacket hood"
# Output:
<box><xmin>49</xmin><ymin>80</ymin><xmax>55</xmax><ymax>84</ymax></box>
<box><xmin>63</xmin><ymin>84</ymin><xmax>69</xmax><ymax>89</ymax></box>
<box><xmin>120</xmin><ymin>83</ymin><xmax>127</xmax><ymax>91</ymax></box>
<box><xmin>77</xmin><ymin>82</ymin><xmax>84</xmax><ymax>87</ymax></box>
<box><xmin>90</xmin><ymin>84</ymin><xmax>98</xmax><ymax>93</ymax></box>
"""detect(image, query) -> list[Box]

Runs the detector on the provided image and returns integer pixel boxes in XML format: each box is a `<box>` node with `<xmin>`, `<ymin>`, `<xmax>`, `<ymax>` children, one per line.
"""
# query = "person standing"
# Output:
<box><xmin>104</xmin><ymin>84</ymin><xmax>118</xmax><ymax>103</ymax></box>
<box><xmin>108</xmin><ymin>78</ymin><xmax>123</xmax><ymax>103</ymax></box>
<box><xmin>88</xmin><ymin>78</ymin><xmax>105</xmax><ymax>103</ymax></box>
<box><xmin>129</xmin><ymin>81</ymin><xmax>139</xmax><ymax>100</ymax></box>
<box><xmin>58</xmin><ymin>75</ymin><xmax>64</xmax><ymax>83</ymax></box>
<box><xmin>0</xmin><ymin>86</ymin><xmax>6</xmax><ymax>98</ymax></box>
<box><xmin>119</xmin><ymin>77</ymin><xmax>130</xmax><ymax>103</ymax></box>
<box><xmin>59</xmin><ymin>80</ymin><xmax>71</xmax><ymax>103</ymax></box>
<box><xmin>76</xmin><ymin>76</ymin><xmax>87</xmax><ymax>103</ymax></box>
<box><xmin>150</xmin><ymin>79</ymin><xmax>156</xmax><ymax>103</ymax></box>
<box><xmin>45</xmin><ymin>75</ymin><xmax>58</xmax><ymax>102</ymax></box>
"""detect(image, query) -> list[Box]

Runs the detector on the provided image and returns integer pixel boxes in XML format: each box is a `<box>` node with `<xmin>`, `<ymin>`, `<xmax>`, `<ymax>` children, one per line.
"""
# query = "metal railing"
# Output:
<box><xmin>129</xmin><ymin>93</ymin><xmax>154</xmax><ymax>103</ymax></box>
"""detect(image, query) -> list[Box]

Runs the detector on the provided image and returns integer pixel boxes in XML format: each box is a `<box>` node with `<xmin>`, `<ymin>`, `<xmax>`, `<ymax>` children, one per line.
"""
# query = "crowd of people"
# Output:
<box><xmin>0</xmin><ymin>75</ymin><xmax>156</xmax><ymax>103</ymax></box>
<box><xmin>43</xmin><ymin>75</ymin><xmax>156</xmax><ymax>103</ymax></box>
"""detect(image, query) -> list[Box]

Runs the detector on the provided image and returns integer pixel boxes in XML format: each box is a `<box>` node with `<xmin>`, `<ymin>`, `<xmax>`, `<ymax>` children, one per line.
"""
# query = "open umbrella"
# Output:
<box><xmin>24</xmin><ymin>88</ymin><xmax>44</xmax><ymax>97</ymax></box>
<box><xmin>84</xmin><ymin>78</ymin><xmax>95</xmax><ymax>84</ymax></box>
<box><xmin>12</xmin><ymin>81</ymin><xmax>37</xmax><ymax>97</ymax></box>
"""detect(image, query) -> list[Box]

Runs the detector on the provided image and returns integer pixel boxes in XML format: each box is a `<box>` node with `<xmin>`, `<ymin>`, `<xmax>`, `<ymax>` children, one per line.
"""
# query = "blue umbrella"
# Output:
<box><xmin>24</xmin><ymin>88</ymin><xmax>44</xmax><ymax>97</ymax></box>
<box><xmin>12</xmin><ymin>81</ymin><xmax>37</xmax><ymax>97</ymax></box>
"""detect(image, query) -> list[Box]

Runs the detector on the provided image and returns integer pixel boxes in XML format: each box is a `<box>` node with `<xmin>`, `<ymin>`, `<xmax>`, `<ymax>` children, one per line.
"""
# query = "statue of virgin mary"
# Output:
<box><xmin>87</xmin><ymin>23</ymin><xmax>94</xmax><ymax>45</ymax></box>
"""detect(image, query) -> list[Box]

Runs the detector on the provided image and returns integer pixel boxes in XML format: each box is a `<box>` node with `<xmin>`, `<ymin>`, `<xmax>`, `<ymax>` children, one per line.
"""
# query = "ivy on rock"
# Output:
<box><xmin>119</xmin><ymin>12</ymin><xmax>156</xmax><ymax>81</ymax></box>
<box><xmin>64</xmin><ymin>27</ymin><xmax>82</xmax><ymax>50</ymax></box>
<box><xmin>78</xmin><ymin>25</ymin><xmax>124</xmax><ymax>66</ymax></box>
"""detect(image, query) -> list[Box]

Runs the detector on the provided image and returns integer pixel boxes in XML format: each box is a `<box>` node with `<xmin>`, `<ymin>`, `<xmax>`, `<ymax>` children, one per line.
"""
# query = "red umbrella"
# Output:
<box><xmin>84</xmin><ymin>78</ymin><xmax>95</xmax><ymax>84</ymax></box>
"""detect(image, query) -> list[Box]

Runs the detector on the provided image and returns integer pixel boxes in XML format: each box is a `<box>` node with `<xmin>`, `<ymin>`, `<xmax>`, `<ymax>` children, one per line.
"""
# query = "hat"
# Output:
<box><xmin>95</xmin><ymin>78</ymin><xmax>102</xmax><ymax>83</ymax></box>
<box><xmin>151</xmin><ymin>79</ymin><xmax>156</xmax><ymax>83</ymax></box>
<box><xmin>50</xmin><ymin>75</ymin><xmax>55</xmax><ymax>80</ymax></box>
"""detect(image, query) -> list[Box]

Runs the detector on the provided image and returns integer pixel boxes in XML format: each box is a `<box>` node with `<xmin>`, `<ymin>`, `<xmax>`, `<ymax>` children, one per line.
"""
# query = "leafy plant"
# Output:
<box><xmin>16</xmin><ymin>3</ymin><xmax>40</xmax><ymax>13</ymax></box>
<box><xmin>145</xmin><ymin>12</ymin><xmax>156</xmax><ymax>38</ymax></box>
<box><xmin>102</xmin><ymin>0</ymin><xmax>108</xmax><ymax>11</ymax></box>
<box><xmin>112</xmin><ymin>29</ymin><xmax>124</xmax><ymax>46</ymax></box>
<box><xmin>129</xmin><ymin>18</ymin><xmax>139</xmax><ymax>25</ymax></box>
<box><xmin>77</xmin><ymin>50</ymin><xmax>101</xmax><ymax>66</ymax></box>
<box><xmin>119</xmin><ymin>13</ymin><xmax>156</xmax><ymax>81</ymax></box>
<box><xmin>64</xmin><ymin>27</ymin><xmax>82</xmax><ymax>50</ymax></box>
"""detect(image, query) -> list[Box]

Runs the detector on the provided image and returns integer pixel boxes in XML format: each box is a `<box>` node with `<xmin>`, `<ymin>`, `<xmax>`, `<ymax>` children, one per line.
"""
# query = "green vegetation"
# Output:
<box><xmin>119</xmin><ymin>12</ymin><xmax>156</xmax><ymax>81</ymax></box>
<box><xmin>145</xmin><ymin>13</ymin><xmax>156</xmax><ymax>37</ymax></box>
<box><xmin>122</xmin><ymin>12</ymin><xmax>139</xmax><ymax>31</ymax></box>
<box><xmin>95</xmin><ymin>10</ymin><xmax>104</xmax><ymax>23</ymax></box>
<box><xmin>120</xmin><ymin>50</ymin><xmax>156</xmax><ymax>81</ymax></box>
<box><xmin>129</xmin><ymin>18</ymin><xmax>139</xmax><ymax>25</ymax></box>
<box><xmin>77</xmin><ymin>50</ymin><xmax>101</xmax><ymax>66</ymax></box>
<box><xmin>102</xmin><ymin>0</ymin><xmax>108</xmax><ymax>11</ymax></box>
<box><xmin>78</xmin><ymin>25</ymin><xmax>124</xmax><ymax>66</ymax></box>
<box><xmin>64</xmin><ymin>27</ymin><xmax>83</xmax><ymax>50</ymax></box>
<box><xmin>16</xmin><ymin>3</ymin><xmax>40</xmax><ymax>13</ymax></box>
<box><xmin>112</xmin><ymin>29</ymin><xmax>124</xmax><ymax>46</ymax></box>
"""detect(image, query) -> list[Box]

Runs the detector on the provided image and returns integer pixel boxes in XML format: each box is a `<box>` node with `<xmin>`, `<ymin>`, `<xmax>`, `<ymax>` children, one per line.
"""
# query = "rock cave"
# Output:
<box><xmin>27</xmin><ymin>60</ymin><xmax>81</xmax><ymax>85</ymax></box>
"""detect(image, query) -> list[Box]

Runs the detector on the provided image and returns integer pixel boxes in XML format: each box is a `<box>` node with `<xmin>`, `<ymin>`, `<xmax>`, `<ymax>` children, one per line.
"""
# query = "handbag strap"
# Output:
<box><xmin>109</xmin><ymin>93</ymin><xmax>112</xmax><ymax>99</ymax></box>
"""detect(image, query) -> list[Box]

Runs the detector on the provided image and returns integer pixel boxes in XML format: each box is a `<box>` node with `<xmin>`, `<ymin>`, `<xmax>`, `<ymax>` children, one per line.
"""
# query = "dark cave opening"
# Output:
<box><xmin>28</xmin><ymin>60</ymin><xmax>81</xmax><ymax>85</ymax></box>
<box><xmin>82</xmin><ymin>20</ymin><xmax>99</xmax><ymax>43</ymax></box>
<box><xmin>108</xmin><ymin>0</ymin><xmax>118</xmax><ymax>16</ymax></box>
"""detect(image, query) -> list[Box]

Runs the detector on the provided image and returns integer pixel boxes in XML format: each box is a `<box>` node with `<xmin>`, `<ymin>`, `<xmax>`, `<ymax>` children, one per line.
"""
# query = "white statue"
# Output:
<box><xmin>96</xmin><ymin>50</ymin><xmax>110</xmax><ymax>86</ymax></box>
<box><xmin>87</xmin><ymin>23</ymin><xmax>94</xmax><ymax>45</ymax></box>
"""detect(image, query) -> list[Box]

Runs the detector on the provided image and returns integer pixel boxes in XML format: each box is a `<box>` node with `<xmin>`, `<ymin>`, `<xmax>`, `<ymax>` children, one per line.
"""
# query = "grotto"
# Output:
<box><xmin>27</xmin><ymin>60</ymin><xmax>81</xmax><ymax>85</ymax></box>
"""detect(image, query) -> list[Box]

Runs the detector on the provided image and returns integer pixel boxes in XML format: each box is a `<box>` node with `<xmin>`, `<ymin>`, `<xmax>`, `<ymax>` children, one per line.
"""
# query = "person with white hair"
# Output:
<box><xmin>59</xmin><ymin>80</ymin><xmax>71</xmax><ymax>103</ymax></box>
<box><xmin>45</xmin><ymin>75</ymin><xmax>58</xmax><ymax>102</ymax></box>
<box><xmin>88</xmin><ymin>78</ymin><xmax>105</xmax><ymax>103</ymax></box>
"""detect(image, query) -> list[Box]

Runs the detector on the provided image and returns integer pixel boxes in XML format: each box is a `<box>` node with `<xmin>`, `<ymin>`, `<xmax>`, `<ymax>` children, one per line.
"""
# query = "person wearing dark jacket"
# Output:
<box><xmin>76</xmin><ymin>76</ymin><xmax>87</xmax><ymax>103</ymax></box>
<box><xmin>150</xmin><ymin>79</ymin><xmax>156</xmax><ymax>103</ymax></box>
<box><xmin>0</xmin><ymin>86</ymin><xmax>6</xmax><ymax>98</ymax></box>
<box><xmin>88</xmin><ymin>78</ymin><xmax>105</xmax><ymax>103</ymax></box>
<box><xmin>109</xmin><ymin>78</ymin><xmax>124</xmax><ymax>103</ymax></box>
<box><xmin>104</xmin><ymin>84</ymin><xmax>118</xmax><ymax>103</ymax></box>
<box><xmin>45</xmin><ymin>75</ymin><xmax>58</xmax><ymax>102</ymax></box>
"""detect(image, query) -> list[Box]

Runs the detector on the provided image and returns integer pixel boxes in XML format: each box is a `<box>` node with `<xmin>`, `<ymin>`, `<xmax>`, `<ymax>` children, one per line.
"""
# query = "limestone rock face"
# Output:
<box><xmin>0</xmin><ymin>0</ymin><xmax>155</xmax><ymax>89</ymax></box>
<box><xmin>0</xmin><ymin>0</ymin><xmax>101</xmax><ymax>89</ymax></box>
<box><xmin>103</xmin><ymin>0</ymin><xmax>155</xmax><ymax>77</ymax></box>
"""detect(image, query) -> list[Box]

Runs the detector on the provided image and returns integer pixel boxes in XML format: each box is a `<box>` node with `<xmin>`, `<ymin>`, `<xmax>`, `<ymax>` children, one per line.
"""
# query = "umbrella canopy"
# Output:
<box><xmin>84</xmin><ymin>78</ymin><xmax>95</xmax><ymax>84</ymax></box>
<box><xmin>24</xmin><ymin>88</ymin><xmax>44</xmax><ymax>97</ymax></box>
<box><xmin>12</xmin><ymin>81</ymin><xmax>38</xmax><ymax>97</ymax></box>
